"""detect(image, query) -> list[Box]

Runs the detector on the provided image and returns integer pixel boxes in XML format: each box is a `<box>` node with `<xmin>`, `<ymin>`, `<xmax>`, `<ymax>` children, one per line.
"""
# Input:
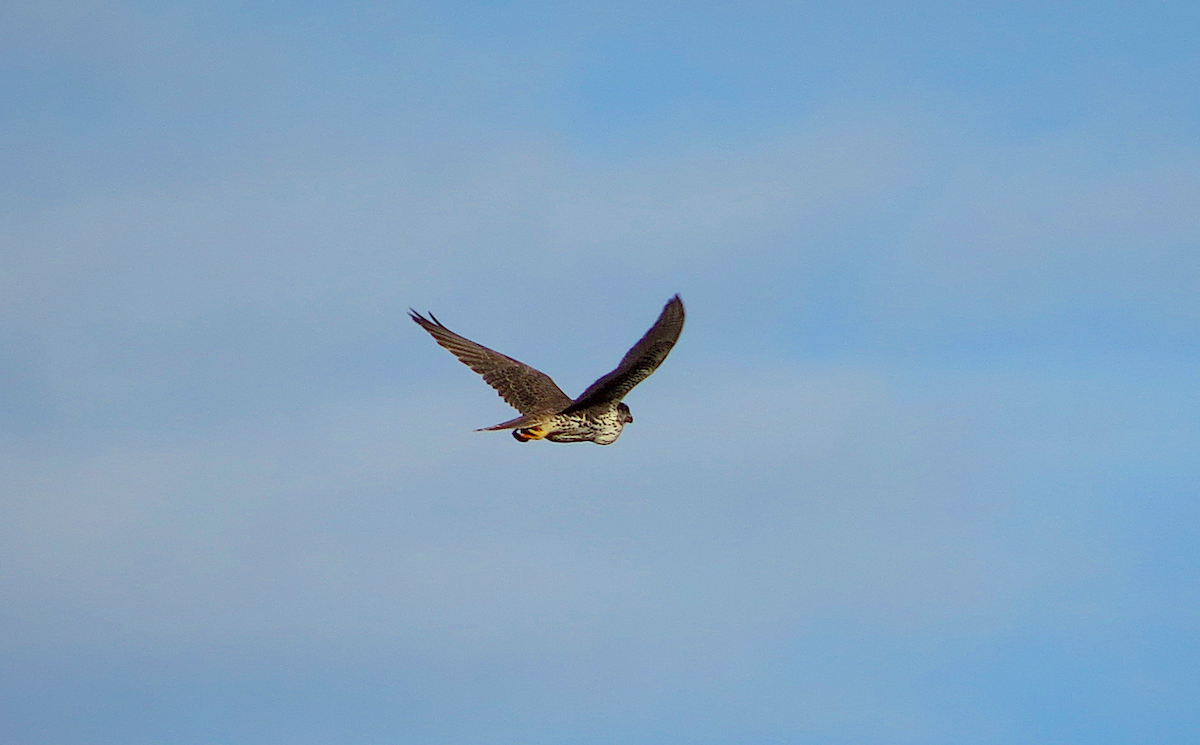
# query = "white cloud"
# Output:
<box><xmin>2</xmin><ymin>363</ymin><xmax>1128</xmax><ymax>660</ymax></box>
<box><xmin>867</xmin><ymin>134</ymin><xmax>1200</xmax><ymax>332</ymax></box>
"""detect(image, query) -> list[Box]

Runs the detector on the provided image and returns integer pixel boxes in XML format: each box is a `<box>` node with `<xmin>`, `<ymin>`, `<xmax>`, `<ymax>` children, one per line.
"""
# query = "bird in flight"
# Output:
<box><xmin>410</xmin><ymin>295</ymin><xmax>684</xmax><ymax>445</ymax></box>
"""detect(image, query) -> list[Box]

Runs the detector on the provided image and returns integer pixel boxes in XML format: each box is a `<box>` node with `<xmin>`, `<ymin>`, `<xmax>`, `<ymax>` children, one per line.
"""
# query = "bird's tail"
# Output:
<box><xmin>476</xmin><ymin>414</ymin><xmax>541</xmax><ymax>431</ymax></box>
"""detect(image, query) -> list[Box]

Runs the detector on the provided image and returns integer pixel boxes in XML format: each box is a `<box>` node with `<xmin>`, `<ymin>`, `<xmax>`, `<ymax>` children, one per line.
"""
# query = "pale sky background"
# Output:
<box><xmin>3</xmin><ymin>2</ymin><xmax>1199</xmax><ymax>743</ymax></box>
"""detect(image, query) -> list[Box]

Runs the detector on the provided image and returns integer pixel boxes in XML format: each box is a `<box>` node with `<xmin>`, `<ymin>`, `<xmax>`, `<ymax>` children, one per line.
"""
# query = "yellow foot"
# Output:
<box><xmin>513</xmin><ymin>427</ymin><xmax>547</xmax><ymax>442</ymax></box>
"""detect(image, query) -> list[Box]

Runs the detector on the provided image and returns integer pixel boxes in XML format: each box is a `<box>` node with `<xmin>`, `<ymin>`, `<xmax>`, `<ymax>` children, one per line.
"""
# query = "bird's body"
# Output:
<box><xmin>511</xmin><ymin>402</ymin><xmax>631</xmax><ymax>445</ymax></box>
<box><xmin>410</xmin><ymin>295</ymin><xmax>684</xmax><ymax>445</ymax></box>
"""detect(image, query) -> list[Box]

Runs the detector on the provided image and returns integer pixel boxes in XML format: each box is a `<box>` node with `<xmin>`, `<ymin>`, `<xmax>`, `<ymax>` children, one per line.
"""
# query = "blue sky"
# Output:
<box><xmin>3</xmin><ymin>1</ymin><xmax>1199</xmax><ymax>743</ymax></box>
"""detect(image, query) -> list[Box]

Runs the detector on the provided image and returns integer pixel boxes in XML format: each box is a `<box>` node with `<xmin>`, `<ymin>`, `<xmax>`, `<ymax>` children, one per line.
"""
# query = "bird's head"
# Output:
<box><xmin>617</xmin><ymin>402</ymin><xmax>633</xmax><ymax>424</ymax></box>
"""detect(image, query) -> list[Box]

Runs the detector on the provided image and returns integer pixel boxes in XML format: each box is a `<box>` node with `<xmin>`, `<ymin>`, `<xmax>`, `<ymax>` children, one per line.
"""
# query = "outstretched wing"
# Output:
<box><xmin>564</xmin><ymin>295</ymin><xmax>685</xmax><ymax>413</ymax></box>
<box><xmin>410</xmin><ymin>310</ymin><xmax>572</xmax><ymax>415</ymax></box>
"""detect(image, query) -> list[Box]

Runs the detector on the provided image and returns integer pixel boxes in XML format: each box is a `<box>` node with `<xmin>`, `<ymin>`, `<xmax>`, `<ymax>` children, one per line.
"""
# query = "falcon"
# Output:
<box><xmin>410</xmin><ymin>295</ymin><xmax>684</xmax><ymax>445</ymax></box>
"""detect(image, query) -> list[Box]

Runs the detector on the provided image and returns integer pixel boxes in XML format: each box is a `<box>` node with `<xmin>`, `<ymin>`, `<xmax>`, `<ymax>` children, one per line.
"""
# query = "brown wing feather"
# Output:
<box><xmin>564</xmin><ymin>295</ymin><xmax>685</xmax><ymax>412</ymax></box>
<box><xmin>410</xmin><ymin>310</ymin><xmax>572</xmax><ymax>415</ymax></box>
